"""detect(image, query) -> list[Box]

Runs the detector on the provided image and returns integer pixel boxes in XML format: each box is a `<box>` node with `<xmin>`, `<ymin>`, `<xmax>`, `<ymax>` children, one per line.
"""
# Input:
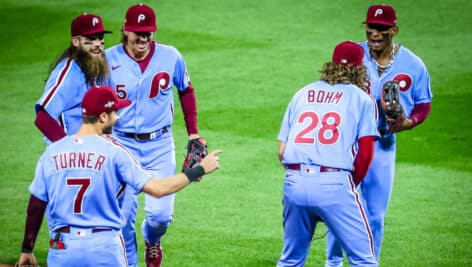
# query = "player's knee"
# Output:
<box><xmin>146</xmin><ymin>215</ymin><xmax>172</xmax><ymax>229</ymax></box>
<box><xmin>142</xmin><ymin>217</ymin><xmax>172</xmax><ymax>240</ymax></box>
<box><xmin>369</xmin><ymin>214</ymin><xmax>385</xmax><ymax>229</ymax></box>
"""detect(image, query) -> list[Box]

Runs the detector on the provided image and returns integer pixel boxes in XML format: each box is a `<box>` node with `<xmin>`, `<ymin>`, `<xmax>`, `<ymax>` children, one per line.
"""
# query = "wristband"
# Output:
<box><xmin>185</xmin><ymin>165</ymin><xmax>205</xmax><ymax>182</ymax></box>
<box><xmin>21</xmin><ymin>247</ymin><xmax>33</xmax><ymax>253</ymax></box>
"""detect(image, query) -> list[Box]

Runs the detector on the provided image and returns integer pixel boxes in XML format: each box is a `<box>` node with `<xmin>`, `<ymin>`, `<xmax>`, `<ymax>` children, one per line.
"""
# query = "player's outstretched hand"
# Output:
<box><xmin>200</xmin><ymin>149</ymin><xmax>222</xmax><ymax>174</ymax></box>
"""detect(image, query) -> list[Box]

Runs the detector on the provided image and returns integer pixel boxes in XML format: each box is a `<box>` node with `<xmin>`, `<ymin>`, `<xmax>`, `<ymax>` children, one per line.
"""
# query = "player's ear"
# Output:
<box><xmin>391</xmin><ymin>26</ymin><xmax>399</xmax><ymax>37</ymax></box>
<box><xmin>72</xmin><ymin>37</ymin><xmax>80</xmax><ymax>48</ymax></box>
<box><xmin>98</xmin><ymin>112</ymin><xmax>108</xmax><ymax>123</ymax></box>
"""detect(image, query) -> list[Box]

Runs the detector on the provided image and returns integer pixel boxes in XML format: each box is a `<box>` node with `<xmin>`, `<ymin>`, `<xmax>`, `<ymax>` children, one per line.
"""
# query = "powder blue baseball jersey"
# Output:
<box><xmin>278</xmin><ymin>80</ymin><xmax>379</xmax><ymax>170</ymax></box>
<box><xmin>35</xmin><ymin>58</ymin><xmax>95</xmax><ymax>143</ymax></box>
<box><xmin>106</xmin><ymin>42</ymin><xmax>190</xmax><ymax>133</ymax></box>
<box><xmin>29</xmin><ymin>134</ymin><xmax>153</xmax><ymax>231</ymax></box>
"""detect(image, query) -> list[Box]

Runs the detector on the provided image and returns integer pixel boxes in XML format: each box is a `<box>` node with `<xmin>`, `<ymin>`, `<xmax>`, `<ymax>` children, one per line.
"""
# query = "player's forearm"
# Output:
<box><xmin>178</xmin><ymin>84</ymin><xmax>199</xmax><ymax>135</ymax></box>
<box><xmin>352</xmin><ymin>136</ymin><xmax>375</xmax><ymax>185</ymax></box>
<box><xmin>34</xmin><ymin>109</ymin><xmax>67</xmax><ymax>142</ymax></box>
<box><xmin>278</xmin><ymin>142</ymin><xmax>286</xmax><ymax>163</ymax></box>
<box><xmin>142</xmin><ymin>174</ymin><xmax>191</xmax><ymax>198</ymax></box>
<box><xmin>396</xmin><ymin>103</ymin><xmax>431</xmax><ymax>132</ymax></box>
<box><xmin>21</xmin><ymin>195</ymin><xmax>47</xmax><ymax>253</ymax></box>
<box><xmin>409</xmin><ymin>102</ymin><xmax>431</xmax><ymax>128</ymax></box>
<box><xmin>142</xmin><ymin>150</ymin><xmax>221</xmax><ymax>197</ymax></box>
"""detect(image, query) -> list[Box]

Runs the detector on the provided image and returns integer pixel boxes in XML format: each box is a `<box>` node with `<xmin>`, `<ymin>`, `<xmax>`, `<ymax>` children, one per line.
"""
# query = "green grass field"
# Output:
<box><xmin>1</xmin><ymin>0</ymin><xmax>471</xmax><ymax>266</ymax></box>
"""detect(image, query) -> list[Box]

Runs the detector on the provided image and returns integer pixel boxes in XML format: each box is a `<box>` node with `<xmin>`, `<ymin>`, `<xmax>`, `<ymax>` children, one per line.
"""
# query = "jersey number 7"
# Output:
<box><xmin>67</xmin><ymin>177</ymin><xmax>91</xmax><ymax>214</ymax></box>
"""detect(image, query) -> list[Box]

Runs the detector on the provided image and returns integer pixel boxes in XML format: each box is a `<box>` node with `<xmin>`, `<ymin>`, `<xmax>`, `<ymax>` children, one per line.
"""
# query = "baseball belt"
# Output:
<box><xmin>119</xmin><ymin>126</ymin><xmax>169</xmax><ymax>141</ymax></box>
<box><xmin>285</xmin><ymin>164</ymin><xmax>341</xmax><ymax>172</ymax></box>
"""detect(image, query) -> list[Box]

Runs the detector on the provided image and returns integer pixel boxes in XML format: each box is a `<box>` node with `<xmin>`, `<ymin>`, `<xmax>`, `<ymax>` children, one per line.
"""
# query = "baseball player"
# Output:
<box><xmin>105</xmin><ymin>4</ymin><xmax>203</xmax><ymax>266</ymax></box>
<box><xmin>277</xmin><ymin>41</ymin><xmax>380</xmax><ymax>267</ymax></box>
<box><xmin>17</xmin><ymin>86</ymin><xmax>221</xmax><ymax>267</ymax></box>
<box><xmin>34</xmin><ymin>13</ymin><xmax>112</xmax><ymax>144</ymax></box>
<box><xmin>325</xmin><ymin>5</ymin><xmax>433</xmax><ymax>265</ymax></box>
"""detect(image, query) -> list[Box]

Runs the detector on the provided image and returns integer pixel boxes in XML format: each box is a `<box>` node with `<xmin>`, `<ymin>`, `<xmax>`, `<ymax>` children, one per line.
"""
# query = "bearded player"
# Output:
<box><xmin>105</xmin><ymin>4</ymin><xmax>205</xmax><ymax>266</ymax></box>
<box><xmin>34</xmin><ymin>13</ymin><xmax>112</xmax><ymax>144</ymax></box>
<box><xmin>325</xmin><ymin>5</ymin><xmax>433</xmax><ymax>266</ymax></box>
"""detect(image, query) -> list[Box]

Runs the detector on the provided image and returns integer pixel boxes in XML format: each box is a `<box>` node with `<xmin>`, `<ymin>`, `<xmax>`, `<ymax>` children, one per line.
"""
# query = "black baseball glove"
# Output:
<box><xmin>182</xmin><ymin>138</ymin><xmax>208</xmax><ymax>181</ymax></box>
<box><xmin>380</xmin><ymin>80</ymin><xmax>406</xmax><ymax>132</ymax></box>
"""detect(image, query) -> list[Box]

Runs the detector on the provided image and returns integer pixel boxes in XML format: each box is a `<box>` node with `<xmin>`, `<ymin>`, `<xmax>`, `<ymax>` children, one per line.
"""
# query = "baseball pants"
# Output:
<box><xmin>47</xmin><ymin>227</ymin><xmax>127</xmax><ymax>267</ymax></box>
<box><xmin>277</xmin><ymin>165</ymin><xmax>377</xmax><ymax>267</ymax></box>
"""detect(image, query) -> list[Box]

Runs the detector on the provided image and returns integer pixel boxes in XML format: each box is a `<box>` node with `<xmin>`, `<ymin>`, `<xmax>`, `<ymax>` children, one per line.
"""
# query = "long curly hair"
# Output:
<box><xmin>319</xmin><ymin>62</ymin><xmax>367</xmax><ymax>91</ymax></box>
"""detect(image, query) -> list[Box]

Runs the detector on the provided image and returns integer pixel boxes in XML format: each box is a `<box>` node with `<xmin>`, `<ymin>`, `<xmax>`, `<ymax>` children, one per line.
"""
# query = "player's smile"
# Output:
<box><xmin>368</xmin><ymin>39</ymin><xmax>385</xmax><ymax>51</ymax></box>
<box><xmin>366</xmin><ymin>24</ymin><xmax>395</xmax><ymax>52</ymax></box>
<box><xmin>89</xmin><ymin>48</ymin><xmax>104</xmax><ymax>56</ymax></box>
<box><xmin>126</xmin><ymin>31</ymin><xmax>153</xmax><ymax>57</ymax></box>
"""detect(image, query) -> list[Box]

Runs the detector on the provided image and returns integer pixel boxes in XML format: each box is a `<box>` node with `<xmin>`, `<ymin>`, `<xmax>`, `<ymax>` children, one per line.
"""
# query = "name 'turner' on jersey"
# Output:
<box><xmin>52</xmin><ymin>152</ymin><xmax>106</xmax><ymax>171</ymax></box>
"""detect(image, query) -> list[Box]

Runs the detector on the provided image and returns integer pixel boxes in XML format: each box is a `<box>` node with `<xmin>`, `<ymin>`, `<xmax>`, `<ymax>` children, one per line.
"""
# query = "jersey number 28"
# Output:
<box><xmin>294</xmin><ymin>111</ymin><xmax>341</xmax><ymax>145</ymax></box>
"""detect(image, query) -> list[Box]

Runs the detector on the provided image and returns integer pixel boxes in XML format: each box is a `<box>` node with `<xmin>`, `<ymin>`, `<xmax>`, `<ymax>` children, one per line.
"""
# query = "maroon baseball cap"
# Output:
<box><xmin>363</xmin><ymin>4</ymin><xmax>397</xmax><ymax>26</ymax></box>
<box><xmin>332</xmin><ymin>41</ymin><xmax>364</xmax><ymax>66</ymax></box>
<box><xmin>71</xmin><ymin>13</ymin><xmax>112</xmax><ymax>37</ymax></box>
<box><xmin>124</xmin><ymin>4</ymin><xmax>157</xmax><ymax>32</ymax></box>
<box><xmin>82</xmin><ymin>86</ymin><xmax>131</xmax><ymax>116</ymax></box>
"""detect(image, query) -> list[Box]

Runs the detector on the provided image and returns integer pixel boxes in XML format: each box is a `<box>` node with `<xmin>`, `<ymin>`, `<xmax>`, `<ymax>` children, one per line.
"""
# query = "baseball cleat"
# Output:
<box><xmin>145</xmin><ymin>241</ymin><xmax>163</xmax><ymax>267</ymax></box>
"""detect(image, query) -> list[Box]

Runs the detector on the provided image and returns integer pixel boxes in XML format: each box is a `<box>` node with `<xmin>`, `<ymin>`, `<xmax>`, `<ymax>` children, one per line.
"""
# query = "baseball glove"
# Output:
<box><xmin>381</xmin><ymin>80</ymin><xmax>406</xmax><ymax>132</ymax></box>
<box><xmin>182</xmin><ymin>138</ymin><xmax>208</xmax><ymax>181</ymax></box>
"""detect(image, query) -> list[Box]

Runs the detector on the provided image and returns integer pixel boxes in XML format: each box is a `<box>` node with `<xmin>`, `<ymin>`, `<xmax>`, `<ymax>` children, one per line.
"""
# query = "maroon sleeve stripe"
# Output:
<box><xmin>41</xmin><ymin>58</ymin><xmax>74</xmax><ymax>108</ymax></box>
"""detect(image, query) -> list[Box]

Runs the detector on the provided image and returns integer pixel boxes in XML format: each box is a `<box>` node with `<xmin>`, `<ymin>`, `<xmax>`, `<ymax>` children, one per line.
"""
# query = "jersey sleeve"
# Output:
<box><xmin>358</xmin><ymin>95</ymin><xmax>380</xmax><ymax>139</ymax></box>
<box><xmin>173</xmin><ymin>51</ymin><xmax>191</xmax><ymax>92</ymax></box>
<box><xmin>114</xmin><ymin>147</ymin><xmax>153</xmax><ymax>192</ymax></box>
<box><xmin>277</xmin><ymin>100</ymin><xmax>293</xmax><ymax>143</ymax></box>
<box><xmin>412</xmin><ymin>59</ymin><xmax>433</xmax><ymax>104</ymax></box>
<box><xmin>36</xmin><ymin>59</ymin><xmax>84</xmax><ymax>118</ymax></box>
<box><xmin>29</xmin><ymin>154</ymin><xmax>49</xmax><ymax>202</ymax></box>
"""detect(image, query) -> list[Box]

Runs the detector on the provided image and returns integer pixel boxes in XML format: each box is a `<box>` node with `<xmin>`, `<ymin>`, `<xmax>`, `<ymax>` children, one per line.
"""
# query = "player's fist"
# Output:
<box><xmin>17</xmin><ymin>252</ymin><xmax>39</xmax><ymax>267</ymax></box>
<box><xmin>200</xmin><ymin>149</ymin><xmax>222</xmax><ymax>174</ymax></box>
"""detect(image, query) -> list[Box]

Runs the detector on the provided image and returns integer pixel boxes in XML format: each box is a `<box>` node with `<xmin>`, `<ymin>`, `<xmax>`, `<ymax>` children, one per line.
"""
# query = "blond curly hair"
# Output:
<box><xmin>319</xmin><ymin>62</ymin><xmax>367</xmax><ymax>91</ymax></box>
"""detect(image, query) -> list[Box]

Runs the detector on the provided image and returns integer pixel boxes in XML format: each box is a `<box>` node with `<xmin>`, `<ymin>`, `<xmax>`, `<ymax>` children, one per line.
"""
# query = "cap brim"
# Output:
<box><xmin>115</xmin><ymin>99</ymin><xmax>132</xmax><ymax>110</ymax></box>
<box><xmin>363</xmin><ymin>20</ymin><xmax>395</xmax><ymax>26</ymax></box>
<box><xmin>76</xmin><ymin>29</ymin><xmax>112</xmax><ymax>37</ymax></box>
<box><xmin>124</xmin><ymin>25</ymin><xmax>157</xmax><ymax>32</ymax></box>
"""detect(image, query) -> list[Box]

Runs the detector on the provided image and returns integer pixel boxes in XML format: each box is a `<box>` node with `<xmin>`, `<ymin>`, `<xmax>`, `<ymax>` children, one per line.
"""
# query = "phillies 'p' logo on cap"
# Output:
<box><xmin>124</xmin><ymin>4</ymin><xmax>157</xmax><ymax>32</ymax></box>
<box><xmin>71</xmin><ymin>13</ymin><xmax>112</xmax><ymax>37</ymax></box>
<box><xmin>363</xmin><ymin>4</ymin><xmax>397</xmax><ymax>26</ymax></box>
<box><xmin>92</xmin><ymin>17</ymin><xmax>99</xmax><ymax>27</ymax></box>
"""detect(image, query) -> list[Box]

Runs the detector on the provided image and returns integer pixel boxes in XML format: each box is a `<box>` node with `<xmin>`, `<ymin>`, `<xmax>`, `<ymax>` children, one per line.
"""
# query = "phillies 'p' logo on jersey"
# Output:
<box><xmin>92</xmin><ymin>17</ymin><xmax>99</xmax><ymax>27</ymax></box>
<box><xmin>138</xmin><ymin>14</ymin><xmax>146</xmax><ymax>23</ymax></box>
<box><xmin>392</xmin><ymin>73</ymin><xmax>413</xmax><ymax>92</ymax></box>
<box><xmin>149</xmin><ymin>72</ymin><xmax>171</xmax><ymax>98</ymax></box>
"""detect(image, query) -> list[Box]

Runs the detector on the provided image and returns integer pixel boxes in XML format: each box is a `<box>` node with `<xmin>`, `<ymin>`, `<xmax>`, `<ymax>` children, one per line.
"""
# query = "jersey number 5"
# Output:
<box><xmin>294</xmin><ymin>111</ymin><xmax>341</xmax><ymax>145</ymax></box>
<box><xmin>115</xmin><ymin>72</ymin><xmax>171</xmax><ymax>99</ymax></box>
<box><xmin>67</xmin><ymin>178</ymin><xmax>91</xmax><ymax>214</ymax></box>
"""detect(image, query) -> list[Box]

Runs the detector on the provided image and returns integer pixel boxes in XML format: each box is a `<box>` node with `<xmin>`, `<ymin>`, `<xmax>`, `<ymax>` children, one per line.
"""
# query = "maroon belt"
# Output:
<box><xmin>56</xmin><ymin>226</ymin><xmax>112</xmax><ymax>234</ymax></box>
<box><xmin>285</xmin><ymin>164</ymin><xmax>341</xmax><ymax>172</ymax></box>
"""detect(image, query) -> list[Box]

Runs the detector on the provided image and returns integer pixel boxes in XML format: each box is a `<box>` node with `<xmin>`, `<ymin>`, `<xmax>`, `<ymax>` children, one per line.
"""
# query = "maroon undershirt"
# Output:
<box><xmin>353</xmin><ymin>136</ymin><xmax>375</xmax><ymax>185</ymax></box>
<box><xmin>21</xmin><ymin>195</ymin><xmax>47</xmax><ymax>252</ymax></box>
